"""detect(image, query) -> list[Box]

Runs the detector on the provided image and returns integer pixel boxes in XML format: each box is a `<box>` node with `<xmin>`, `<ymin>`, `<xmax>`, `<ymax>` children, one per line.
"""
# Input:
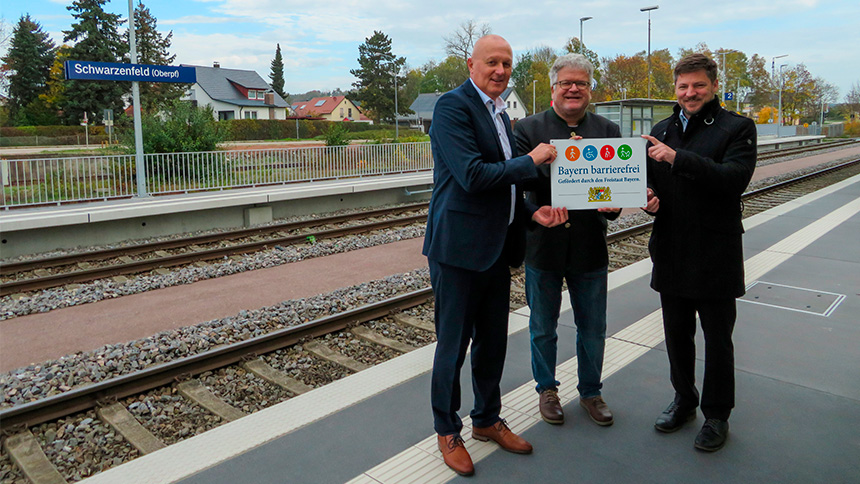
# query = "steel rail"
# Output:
<box><xmin>0</xmin><ymin>202</ymin><xmax>430</xmax><ymax>275</ymax></box>
<box><xmin>757</xmin><ymin>139</ymin><xmax>857</xmax><ymax>161</ymax></box>
<box><xmin>0</xmin><ymin>214</ymin><xmax>428</xmax><ymax>296</ymax></box>
<box><xmin>0</xmin><ymin>287</ymin><xmax>433</xmax><ymax>432</ymax></box>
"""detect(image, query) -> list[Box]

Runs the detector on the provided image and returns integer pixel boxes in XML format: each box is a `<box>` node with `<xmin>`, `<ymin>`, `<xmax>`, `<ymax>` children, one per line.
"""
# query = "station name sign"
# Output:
<box><xmin>64</xmin><ymin>60</ymin><xmax>196</xmax><ymax>83</ymax></box>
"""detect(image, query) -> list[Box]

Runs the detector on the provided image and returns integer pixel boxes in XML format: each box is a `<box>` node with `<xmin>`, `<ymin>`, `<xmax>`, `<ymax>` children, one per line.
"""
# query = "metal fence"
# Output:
<box><xmin>1</xmin><ymin>142</ymin><xmax>434</xmax><ymax>209</ymax></box>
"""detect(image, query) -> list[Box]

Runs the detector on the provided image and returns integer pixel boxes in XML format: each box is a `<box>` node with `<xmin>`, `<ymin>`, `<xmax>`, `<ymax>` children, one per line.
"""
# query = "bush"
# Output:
<box><xmin>844</xmin><ymin>121</ymin><xmax>860</xmax><ymax>137</ymax></box>
<box><xmin>323</xmin><ymin>123</ymin><xmax>351</xmax><ymax>146</ymax></box>
<box><xmin>123</xmin><ymin>100</ymin><xmax>228</xmax><ymax>154</ymax></box>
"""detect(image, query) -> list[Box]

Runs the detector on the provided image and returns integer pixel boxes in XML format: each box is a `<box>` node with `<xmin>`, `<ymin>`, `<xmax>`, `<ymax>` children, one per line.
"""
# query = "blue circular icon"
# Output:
<box><xmin>583</xmin><ymin>145</ymin><xmax>598</xmax><ymax>161</ymax></box>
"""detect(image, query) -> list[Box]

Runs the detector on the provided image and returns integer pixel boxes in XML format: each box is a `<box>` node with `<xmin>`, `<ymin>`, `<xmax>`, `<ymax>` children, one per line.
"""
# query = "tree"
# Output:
<box><xmin>563</xmin><ymin>37</ymin><xmax>601</xmax><ymax>84</ymax></box>
<box><xmin>677</xmin><ymin>42</ymin><xmax>713</xmax><ymax>61</ymax></box>
<box><xmin>350</xmin><ymin>31</ymin><xmax>406</xmax><ymax>124</ymax></box>
<box><xmin>0</xmin><ymin>18</ymin><xmax>13</xmax><ymax>104</ymax></box>
<box><xmin>510</xmin><ymin>47</ymin><xmax>555</xmax><ymax>115</ymax></box>
<box><xmin>1</xmin><ymin>15</ymin><xmax>56</xmax><ymax>123</ymax></box>
<box><xmin>844</xmin><ymin>81</ymin><xmax>860</xmax><ymax>117</ymax></box>
<box><xmin>269</xmin><ymin>43</ymin><xmax>286</xmax><ymax>99</ymax></box>
<box><xmin>63</xmin><ymin>0</ymin><xmax>128</xmax><ymax>125</ymax></box>
<box><xmin>649</xmin><ymin>48</ymin><xmax>675</xmax><ymax>100</ymax></box>
<box><xmin>444</xmin><ymin>19</ymin><xmax>491</xmax><ymax>63</ymax></box>
<box><xmin>39</xmin><ymin>45</ymin><xmax>71</xmax><ymax>120</ymax></box>
<box><xmin>510</xmin><ymin>52</ymin><xmax>533</xmax><ymax>108</ymax></box>
<box><xmin>133</xmin><ymin>1</ymin><xmax>184</xmax><ymax>111</ymax></box>
<box><xmin>420</xmin><ymin>56</ymin><xmax>468</xmax><ymax>93</ymax></box>
<box><xmin>401</xmin><ymin>66</ymin><xmax>424</xmax><ymax>108</ymax></box>
<box><xmin>595</xmin><ymin>53</ymin><xmax>648</xmax><ymax>101</ymax></box>
<box><xmin>756</xmin><ymin>106</ymin><xmax>776</xmax><ymax>124</ymax></box>
<box><xmin>746</xmin><ymin>54</ymin><xmax>773</xmax><ymax>109</ymax></box>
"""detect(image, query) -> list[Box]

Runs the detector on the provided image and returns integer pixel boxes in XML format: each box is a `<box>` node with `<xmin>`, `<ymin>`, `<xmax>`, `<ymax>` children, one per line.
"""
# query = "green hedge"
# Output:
<box><xmin>1</xmin><ymin>125</ymin><xmax>106</xmax><ymax>137</ymax></box>
<box><xmin>221</xmin><ymin>119</ymin><xmax>401</xmax><ymax>141</ymax></box>
<box><xmin>1</xmin><ymin>120</ymin><xmax>424</xmax><ymax>146</ymax></box>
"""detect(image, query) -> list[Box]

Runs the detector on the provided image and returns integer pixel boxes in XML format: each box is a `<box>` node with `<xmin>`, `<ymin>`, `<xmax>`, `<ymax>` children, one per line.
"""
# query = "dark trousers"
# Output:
<box><xmin>661</xmin><ymin>293</ymin><xmax>736</xmax><ymax>421</ymax></box>
<box><xmin>429</xmin><ymin>257</ymin><xmax>511</xmax><ymax>436</ymax></box>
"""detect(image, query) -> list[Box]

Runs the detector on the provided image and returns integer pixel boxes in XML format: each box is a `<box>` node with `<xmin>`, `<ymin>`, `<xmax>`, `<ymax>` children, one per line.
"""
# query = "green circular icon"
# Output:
<box><xmin>617</xmin><ymin>144</ymin><xmax>633</xmax><ymax>160</ymax></box>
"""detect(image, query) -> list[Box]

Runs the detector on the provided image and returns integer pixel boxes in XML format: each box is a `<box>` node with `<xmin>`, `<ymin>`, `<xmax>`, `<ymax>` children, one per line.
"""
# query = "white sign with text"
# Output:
<box><xmin>550</xmin><ymin>137</ymin><xmax>647</xmax><ymax>209</ymax></box>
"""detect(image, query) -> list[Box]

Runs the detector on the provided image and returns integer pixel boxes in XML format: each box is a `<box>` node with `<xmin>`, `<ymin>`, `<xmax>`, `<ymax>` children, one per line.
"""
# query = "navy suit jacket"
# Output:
<box><xmin>423</xmin><ymin>80</ymin><xmax>539</xmax><ymax>272</ymax></box>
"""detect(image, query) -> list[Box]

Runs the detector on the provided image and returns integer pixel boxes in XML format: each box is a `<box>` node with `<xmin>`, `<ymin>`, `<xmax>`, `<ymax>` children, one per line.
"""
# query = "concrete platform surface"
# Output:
<box><xmin>76</xmin><ymin>173</ymin><xmax>860</xmax><ymax>483</ymax></box>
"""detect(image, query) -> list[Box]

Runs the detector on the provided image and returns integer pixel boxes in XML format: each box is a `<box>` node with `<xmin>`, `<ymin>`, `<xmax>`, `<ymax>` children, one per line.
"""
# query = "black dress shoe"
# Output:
<box><xmin>695</xmin><ymin>418</ymin><xmax>729</xmax><ymax>452</ymax></box>
<box><xmin>654</xmin><ymin>401</ymin><xmax>696</xmax><ymax>433</ymax></box>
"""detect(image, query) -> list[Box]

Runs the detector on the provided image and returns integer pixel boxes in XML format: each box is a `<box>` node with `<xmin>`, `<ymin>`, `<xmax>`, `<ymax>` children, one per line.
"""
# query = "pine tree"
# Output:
<box><xmin>134</xmin><ymin>1</ymin><xmax>184</xmax><ymax>111</ymax></box>
<box><xmin>269</xmin><ymin>43</ymin><xmax>286</xmax><ymax>99</ymax></box>
<box><xmin>350</xmin><ymin>31</ymin><xmax>406</xmax><ymax>124</ymax></box>
<box><xmin>63</xmin><ymin>0</ymin><xmax>128</xmax><ymax>124</ymax></box>
<box><xmin>1</xmin><ymin>15</ymin><xmax>56</xmax><ymax>123</ymax></box>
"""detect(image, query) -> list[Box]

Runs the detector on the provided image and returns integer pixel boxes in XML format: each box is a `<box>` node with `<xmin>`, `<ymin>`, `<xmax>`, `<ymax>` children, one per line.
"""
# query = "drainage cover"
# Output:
<box><xmin>740</xmin><ymin>281</ymin><xmax>845</xmax><ymax>317</ymax></box>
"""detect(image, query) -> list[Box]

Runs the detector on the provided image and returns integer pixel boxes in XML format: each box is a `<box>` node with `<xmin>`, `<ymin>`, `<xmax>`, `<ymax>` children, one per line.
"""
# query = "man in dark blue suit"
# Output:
<box><xmin>423</xmin><ymin>34</ymin><xmax>568</xmax><ymax>476</ymax></box>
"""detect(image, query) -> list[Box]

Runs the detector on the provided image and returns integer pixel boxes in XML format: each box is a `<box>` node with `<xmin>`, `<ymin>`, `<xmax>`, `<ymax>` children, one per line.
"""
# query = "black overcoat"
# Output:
<box><xmin>646</xmin><ymin>96</ymin><xmax>757</xmax><ymax>299</ymax></box>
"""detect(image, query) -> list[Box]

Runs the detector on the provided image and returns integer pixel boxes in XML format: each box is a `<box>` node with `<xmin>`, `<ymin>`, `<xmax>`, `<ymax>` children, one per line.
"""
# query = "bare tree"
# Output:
<box><xmin>0</xmin><ymin>18</ymin><xmax>12</xmax><ymax>96</ymax></box>
<box><xmin>846</xmin><ymin>81</ymin><xmax>860</xmax><ymax>116</ymax></box>
<box><xmin>444</xmin><ymin>19</ymin><xmax>491</xmax><ymax>62</ymax></box>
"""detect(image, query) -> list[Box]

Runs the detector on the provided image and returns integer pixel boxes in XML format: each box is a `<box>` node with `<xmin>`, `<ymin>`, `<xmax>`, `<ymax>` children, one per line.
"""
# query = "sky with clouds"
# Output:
<box><xmin>3</xmin><ymin>0</ymin><xmax>859</xmax><ymax>99</ymax></box>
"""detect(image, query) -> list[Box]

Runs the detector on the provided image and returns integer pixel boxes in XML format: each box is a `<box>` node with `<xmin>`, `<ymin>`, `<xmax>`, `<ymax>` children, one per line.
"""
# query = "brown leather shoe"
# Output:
<box><xmin>437</xmin><ymin>434</ymin><xmax>474</xmax><ymax>476</ymax></box>
<box><xmin>539</xmin><ymin>389</ymin><xmax>564</xmax><ymax>424</ymax></box>
<box><xmin>472</xmin><ymin>419</ymin><xmax>533</xmax><ymax>454</ymax></box>
<box><xmin>580</xmin><ymin>395</ymin><xmax>614</xmax><ymax>426</ymax></box>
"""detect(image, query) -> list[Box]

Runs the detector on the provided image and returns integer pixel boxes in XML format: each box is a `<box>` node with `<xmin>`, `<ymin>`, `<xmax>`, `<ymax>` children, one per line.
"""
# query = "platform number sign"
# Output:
<box><xmin>725</xmin><ymin>92</ymin><xmax>734</xmax><ymax>101</ymax></box>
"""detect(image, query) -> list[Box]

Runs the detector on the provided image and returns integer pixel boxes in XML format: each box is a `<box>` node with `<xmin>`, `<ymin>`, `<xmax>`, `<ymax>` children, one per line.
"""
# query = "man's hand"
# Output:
<box><xmin>532</xmin><ymin>206</ymin><xmax>568</xmax><ymax>227</ymax></box>
<box><xmin>528</xmin><ymin>143</ymin><xmax>557</xmax><ymax>166</ymax></box>
<box><xmin>642</xmin><ymin>188</ymin><xmax>659</xmax><ymax>212</ymax></box>
<box><xmin>641</xmin><ymin>134</ymin><xmax>676</xmax><ymax>165</ymax></box>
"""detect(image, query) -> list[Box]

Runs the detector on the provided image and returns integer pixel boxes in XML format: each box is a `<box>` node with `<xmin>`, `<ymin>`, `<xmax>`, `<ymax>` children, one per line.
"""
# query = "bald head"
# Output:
<box><xmin>468</xmin><ymin>35</ymin><xmax>513</xmax><ymax>99</ymax></box>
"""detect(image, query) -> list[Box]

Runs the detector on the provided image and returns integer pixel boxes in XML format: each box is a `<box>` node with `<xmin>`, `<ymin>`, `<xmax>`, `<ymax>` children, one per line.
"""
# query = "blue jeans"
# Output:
<box><xmin>525</xmin><ymin>265</ymin><xmax>608</xmax><ymax>398</ymax></box>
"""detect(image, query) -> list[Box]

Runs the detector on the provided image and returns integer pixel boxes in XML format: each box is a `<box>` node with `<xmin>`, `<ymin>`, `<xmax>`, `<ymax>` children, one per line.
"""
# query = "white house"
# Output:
<box><xmin>183</xmin><ymin>63</ymin><xmax>290</xmax><ymax>121</ymax></box>
<box><xmin>502</xmin><ymin>87</ymin><xmax>527</xmax><ymax>121</ymax></box>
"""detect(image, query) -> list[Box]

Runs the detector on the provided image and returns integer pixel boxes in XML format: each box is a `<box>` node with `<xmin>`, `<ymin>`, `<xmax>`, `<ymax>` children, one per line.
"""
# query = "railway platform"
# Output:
<box><xmin>0</xmin><ymin>172</ymin><xmax>434</xmax><ymax>258</ymax></box>
<box><xmin>75</xmin><ymin>172</ymin><xmax>860</xmax><ymax>482</ymax></box>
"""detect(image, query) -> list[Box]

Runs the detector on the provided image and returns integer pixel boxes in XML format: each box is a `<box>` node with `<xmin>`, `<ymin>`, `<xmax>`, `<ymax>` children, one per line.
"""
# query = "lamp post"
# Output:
<box><xmin>771</xmin><ymin>54</ymin><xmax>788</xmax><ymax>78</ymax></box>
<box><xmin>579</xmin><ymin>16</ymin><xmax>592</xmax><ymax>52</ymax></box>
<box><xmin>533</xmin><ymin>79</ymin><xmax>537</xmax><ymax>115</ymax></box>
<box><xmin>728</xmin><ymin>78</ymin><xmax>742</xmax><ymax>113</ymax></box>
<box><xmin>718</xmin><ymin>49</ymin><xmax>738</xmax><ymax>107</ymax></box>
<box><xmin>777</xmin><ymin>63</ymin><xmax>788</xmax><ymax>138</ymax></box>
<box><xmin>394</xmin><ymin>71</ymin><xmax>399</xmax><ymax>139</ymax></box>
<box><xmin>640</xmin><ymin>5</ymin><xmax>659</xmax><ymax>99</ymax></box>
<box><xmin>128</xmin><ymin>0</ymin><xmax>146</xmax><ymax>197</ymax></box>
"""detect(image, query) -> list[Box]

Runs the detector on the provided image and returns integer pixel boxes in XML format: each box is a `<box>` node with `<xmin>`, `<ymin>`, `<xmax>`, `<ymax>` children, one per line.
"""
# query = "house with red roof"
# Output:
<box><xmin>291</xmin><ymin>96</ymin><xmax>371</xmax><ymax>123</ymax></box>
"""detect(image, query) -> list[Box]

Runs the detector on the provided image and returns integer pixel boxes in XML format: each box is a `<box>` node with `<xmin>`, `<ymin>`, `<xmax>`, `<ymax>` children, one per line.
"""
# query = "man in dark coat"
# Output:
<box><xmin>423</xmin><ymin>34</ymin><xmax>567</xmax><ymax>476</ymax></box>
<box><xmin>514</xmin><ymin>53</ymin><xmax>651</xmax><ymax>428</ymax></box>
<box><xmin>642</xmin><ymin>53</ymin><xmax>757</xmax><ymax>452</ymax></box>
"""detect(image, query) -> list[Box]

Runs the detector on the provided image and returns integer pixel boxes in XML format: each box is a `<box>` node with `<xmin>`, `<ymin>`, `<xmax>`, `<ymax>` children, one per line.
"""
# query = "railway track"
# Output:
<box><xmin>1</xmin><ymin>158</ymin><xmax>858</xmax><ymax>483</ymax></box>
<box><xmin>756</xmin><ymin>138</ymin><xmax>857</xmax><ymax>161</ymax></box>
<box><xmin>0</xmin><ymin>203</ymin><xmax>430</xmax><ymax>297</ymax></box>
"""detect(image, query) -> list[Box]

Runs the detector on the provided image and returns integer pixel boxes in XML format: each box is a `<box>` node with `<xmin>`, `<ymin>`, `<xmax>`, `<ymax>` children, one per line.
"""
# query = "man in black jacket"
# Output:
<box><xmin>642</xmin><ymin>53</ymin><xmax>756</xmax><ymax>452</ymax></box>
<box><xmin>514</xmin><ymin>54</ymin><xmax>647</xmax><ymax>428</ymax></box>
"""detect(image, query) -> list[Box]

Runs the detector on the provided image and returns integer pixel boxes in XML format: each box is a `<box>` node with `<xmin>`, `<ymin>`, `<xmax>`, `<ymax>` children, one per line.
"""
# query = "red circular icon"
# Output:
<box><xmin>565</xmin><ymin>146</ymin><xmax>581</xmax><ymax>161</ymax></box>
<box><xmin>600</xmin><ymin>145</ymin><xmax>615</xmax><ymax>160</ymax></box>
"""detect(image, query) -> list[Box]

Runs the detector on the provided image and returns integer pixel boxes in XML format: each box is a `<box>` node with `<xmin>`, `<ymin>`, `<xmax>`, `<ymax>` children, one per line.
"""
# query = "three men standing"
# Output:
<box><xmin>426</xmin><ymin>40</ymin><xmax>753</xmax><ymax>475</ymax></box>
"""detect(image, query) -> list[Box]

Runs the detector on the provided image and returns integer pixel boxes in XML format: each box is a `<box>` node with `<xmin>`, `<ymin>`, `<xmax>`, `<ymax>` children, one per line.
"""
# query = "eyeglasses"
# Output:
<box><xmin>553</xmin><ymin>80</ymin><xmax>590</xmax><ymax>90</ymax></box>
